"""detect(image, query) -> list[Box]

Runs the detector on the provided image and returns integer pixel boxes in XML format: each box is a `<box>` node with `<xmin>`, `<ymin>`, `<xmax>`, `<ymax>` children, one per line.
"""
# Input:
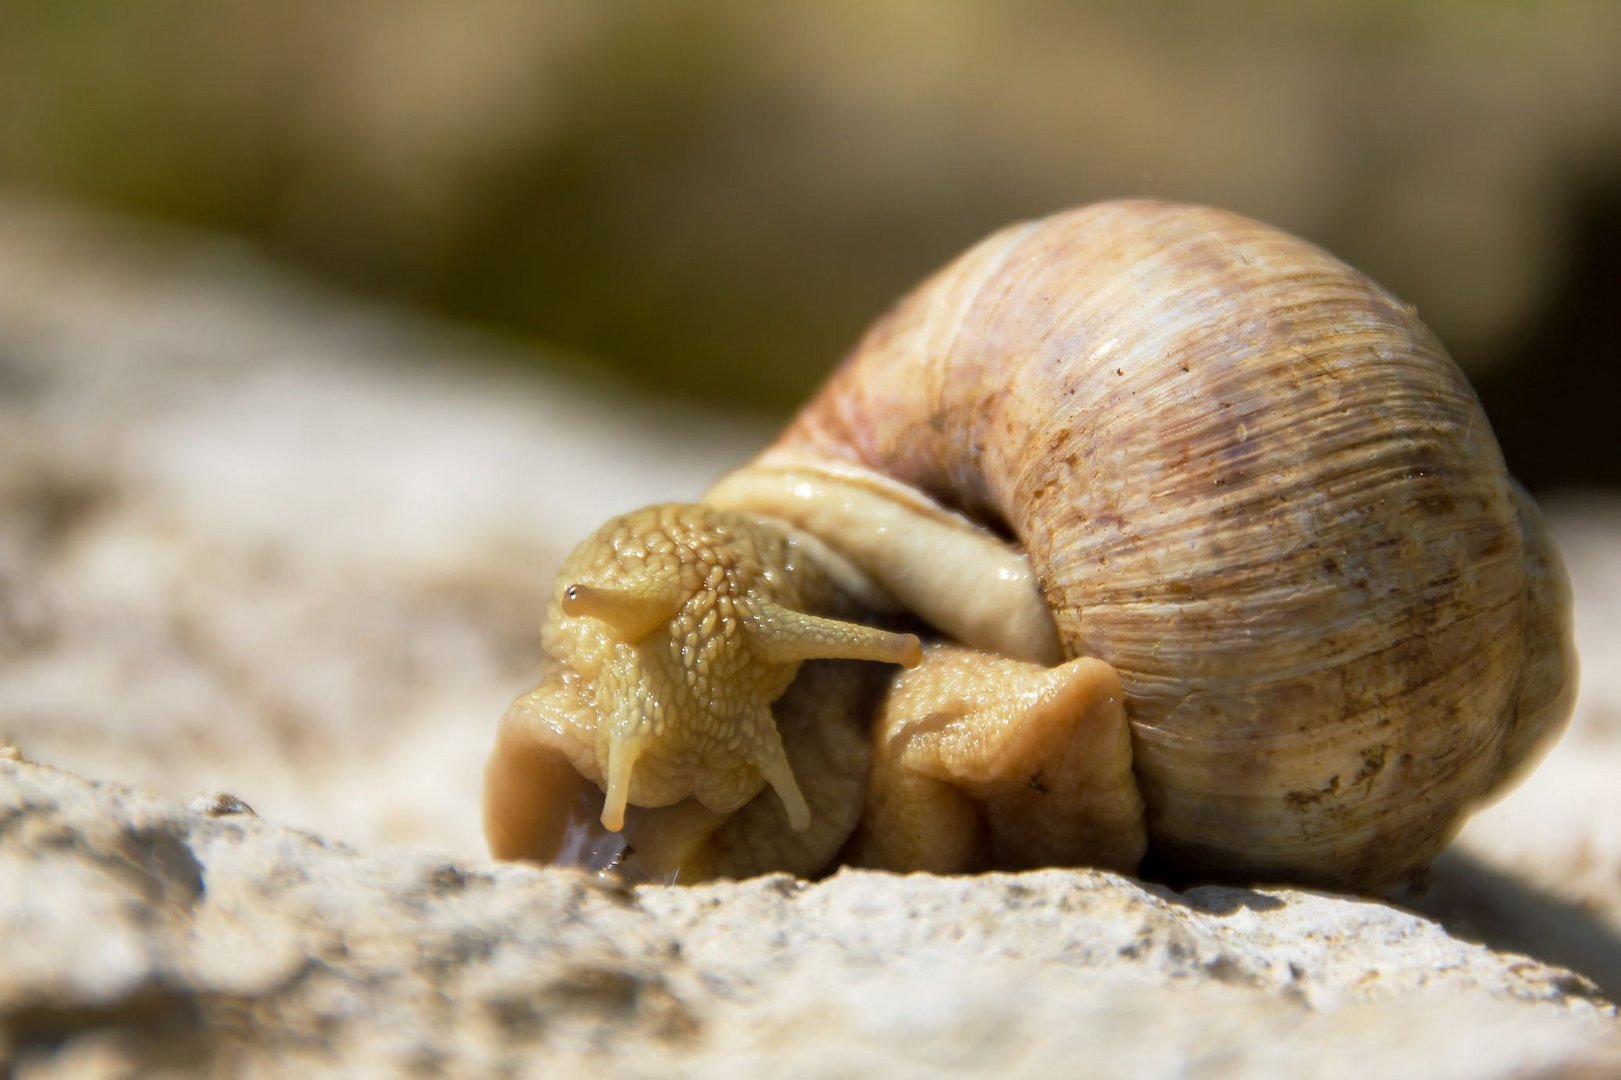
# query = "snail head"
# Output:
<box><xmin>497</xmin><ymin>503</ymin><xmax>920</xmax><ymax>851</ymax></box>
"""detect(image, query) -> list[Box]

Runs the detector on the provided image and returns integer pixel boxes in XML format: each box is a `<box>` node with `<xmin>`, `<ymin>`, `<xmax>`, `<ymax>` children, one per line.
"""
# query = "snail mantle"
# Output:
<box><xmin>483</xmin><ymin>199</ymin><xmax>1577</xmax><ymax>894</ymax></box>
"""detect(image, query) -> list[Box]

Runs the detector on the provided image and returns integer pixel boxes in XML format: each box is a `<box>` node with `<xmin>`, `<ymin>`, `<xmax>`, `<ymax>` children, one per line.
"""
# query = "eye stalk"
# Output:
<box><xmin>561</xmin><ymin>579</ymin><xmax>683</xmax><ymax>643</ymax></box>
<box><xmin>744</xmin><ymin>602</ymin><xmax>923</xmax><ymax>669</ymax></box>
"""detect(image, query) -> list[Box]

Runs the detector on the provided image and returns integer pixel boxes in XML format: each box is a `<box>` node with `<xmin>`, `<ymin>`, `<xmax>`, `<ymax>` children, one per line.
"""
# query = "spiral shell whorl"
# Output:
<box><xmin>777</xmin><ymin>200</ymin><xmax>1561</xmax><ymax>889</ymax></box>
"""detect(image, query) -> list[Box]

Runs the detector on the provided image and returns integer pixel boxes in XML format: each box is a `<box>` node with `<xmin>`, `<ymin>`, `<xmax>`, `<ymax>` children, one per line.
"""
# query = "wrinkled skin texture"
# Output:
<box><xmin>490</xmin><ymin>504</ymin><xmax>923</xmax><ymax>830</ymax></box>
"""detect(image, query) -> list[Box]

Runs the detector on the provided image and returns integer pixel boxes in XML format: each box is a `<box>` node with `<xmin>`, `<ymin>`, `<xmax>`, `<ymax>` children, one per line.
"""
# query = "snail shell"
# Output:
<box><xmin>487</xmin><ymin>199</ymin><xmax>1576</xmax><ymax>893</ymax></box>
<box><xmin>729</xmin><ymin>198</ymin><xmax>1575</xmax><ymax>889</ymax></box>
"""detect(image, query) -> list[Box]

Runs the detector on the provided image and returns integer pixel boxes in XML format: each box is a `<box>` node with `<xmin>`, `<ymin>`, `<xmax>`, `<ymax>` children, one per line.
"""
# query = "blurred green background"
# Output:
<box><xmin>1</xmin><ymin>0</ymin><xmax>1617</xmax><ymax>488</ymax></box>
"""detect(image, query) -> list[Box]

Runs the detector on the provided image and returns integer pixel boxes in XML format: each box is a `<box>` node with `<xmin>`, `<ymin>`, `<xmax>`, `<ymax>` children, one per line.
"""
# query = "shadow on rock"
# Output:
<box><xmin>1396</xmin><ymin>848</ymin><xmax>1621</xmax><ymax>1004</ymax></box>
<box><xmin>1173</xmin><ymin>885</ymin><xmax>1289</xmax><ymax>916</ymax></box>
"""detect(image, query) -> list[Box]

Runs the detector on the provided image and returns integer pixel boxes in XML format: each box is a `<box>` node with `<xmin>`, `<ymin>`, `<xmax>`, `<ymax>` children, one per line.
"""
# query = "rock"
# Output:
<box><xmin>2</xmin><ymin>756</ymin><xmax>1618</xmax><ymax>1078</ymax></box>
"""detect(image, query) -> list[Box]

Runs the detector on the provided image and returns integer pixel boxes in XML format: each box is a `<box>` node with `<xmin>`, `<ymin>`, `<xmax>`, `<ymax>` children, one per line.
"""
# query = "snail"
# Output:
<box><xmin>483</xmin><ymin>199</ymin><xmax>1576</xmax><ymax>894</ymax></box>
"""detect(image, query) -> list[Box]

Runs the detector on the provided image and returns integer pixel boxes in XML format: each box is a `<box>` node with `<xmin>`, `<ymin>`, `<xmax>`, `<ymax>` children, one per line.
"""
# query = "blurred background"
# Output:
<box><xmin>1</xmin><ymin>1</ymin><xmax>1620</xmax><ymax>978</ymax></box>
<box><xmin>2</xmin><ymin>0</ymin><xmax>1618</xmax><ymax>485</ymax></box>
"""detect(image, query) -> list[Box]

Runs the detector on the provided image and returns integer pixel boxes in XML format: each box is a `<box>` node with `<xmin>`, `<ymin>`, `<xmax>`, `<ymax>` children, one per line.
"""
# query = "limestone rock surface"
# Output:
<box><xmin>2</xmin><ymin>756</ymin><xmax>1618</xmax><ymax>1078</ymax></box>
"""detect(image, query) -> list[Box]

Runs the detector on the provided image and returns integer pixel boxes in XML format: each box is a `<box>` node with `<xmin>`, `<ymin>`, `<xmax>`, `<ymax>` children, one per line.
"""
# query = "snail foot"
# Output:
<box><xmin>849</xmin><ymin>644</ymin><xmax>1147</xmax><ymax>875</ymax></box>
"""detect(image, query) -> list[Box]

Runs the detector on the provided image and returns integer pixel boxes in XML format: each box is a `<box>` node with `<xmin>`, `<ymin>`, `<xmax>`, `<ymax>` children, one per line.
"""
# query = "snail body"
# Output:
<box><xmin>485</xmin><ymin>199</ymin><xmax>1575</xmax><ymax>893</ymax></box>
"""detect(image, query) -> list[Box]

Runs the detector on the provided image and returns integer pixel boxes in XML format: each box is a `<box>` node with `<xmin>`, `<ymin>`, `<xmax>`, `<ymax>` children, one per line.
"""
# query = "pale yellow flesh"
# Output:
<box><xmin>706</xmin><ymin>455</ymin><xmax>1063</xmax><ymax>666</ymax></box>
<box><xmin>482</xmin><ymin>503</ymin><xmax>922</xmax><ymax>873</ymax></box>
<box><xmin>485</xmin><ymin>654</ymin><xmax>885</xmax><ymax>884</ymax></box>
<box><xmin>849</xmin><ymin>644</ymin><xmax>1146</xmax><ymax>875</ymax></box>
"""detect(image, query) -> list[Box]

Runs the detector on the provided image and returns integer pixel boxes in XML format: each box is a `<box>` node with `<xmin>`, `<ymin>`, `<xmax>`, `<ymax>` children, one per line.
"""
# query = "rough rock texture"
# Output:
<box><xmin>2</xmin><ymin>195</ymin><xmax>1620</xmax><ymax>1076</ymax></box>
<box><xmin>3</xmin><ymin>756</ymin><xmax>1618</xmax><ymax>1078</ymax></box>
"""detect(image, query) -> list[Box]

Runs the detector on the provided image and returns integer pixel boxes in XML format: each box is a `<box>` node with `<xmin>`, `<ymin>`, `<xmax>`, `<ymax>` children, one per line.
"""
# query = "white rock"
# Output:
<box><xmin>2</xmin><ymin>758</ymin><xmax>1617</xmax><ymax>1078</ymax></box>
